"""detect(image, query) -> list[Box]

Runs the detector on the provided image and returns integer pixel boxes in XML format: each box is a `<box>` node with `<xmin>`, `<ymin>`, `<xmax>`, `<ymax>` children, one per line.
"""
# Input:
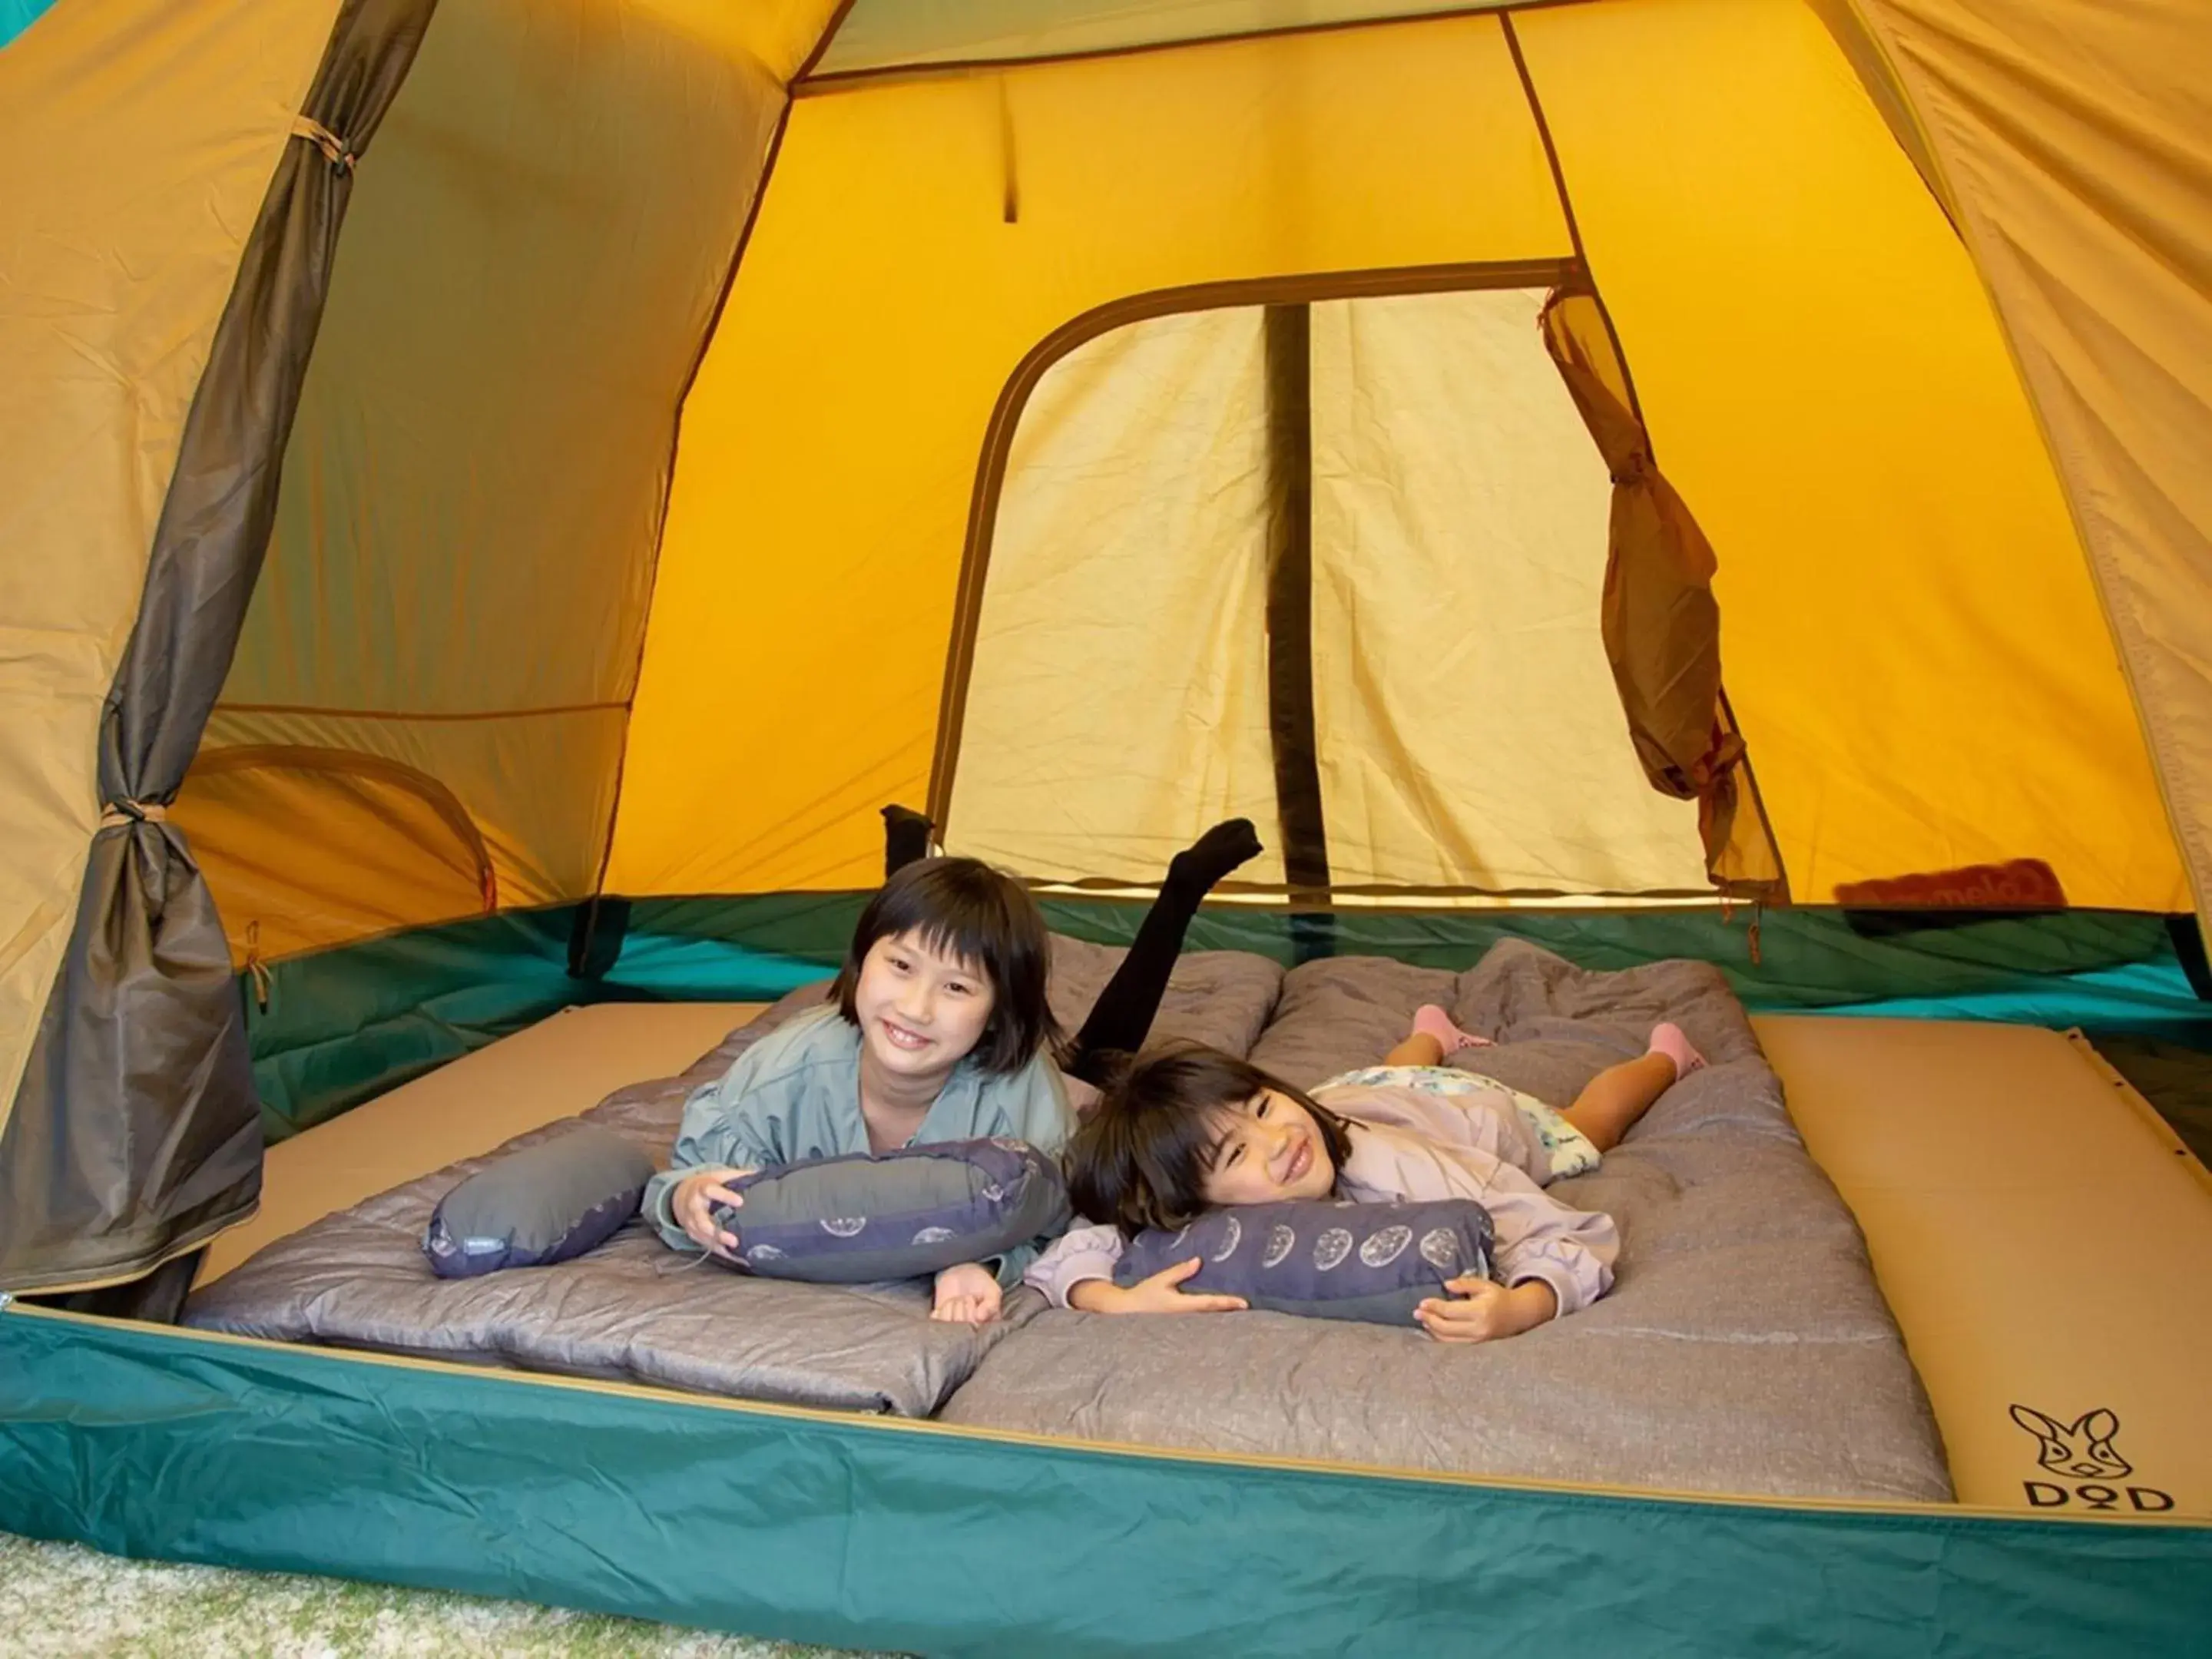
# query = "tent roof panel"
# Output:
<box><xmin>812</xmin><ymin>0</ymin><xmax>1511</xmax><ymax>78</ymax></box>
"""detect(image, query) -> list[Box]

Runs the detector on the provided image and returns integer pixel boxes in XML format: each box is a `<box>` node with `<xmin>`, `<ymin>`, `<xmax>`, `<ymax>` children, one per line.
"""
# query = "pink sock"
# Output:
<box><xmin>1412</xmin><ymin>1005</ymin><xmax>1492</xmax><ymax>1054</ymax></box>
<box><xmin>1648</xmin><ymin>1022</ymin><xmax>1707</xmax><ymax>1081</ymax></box>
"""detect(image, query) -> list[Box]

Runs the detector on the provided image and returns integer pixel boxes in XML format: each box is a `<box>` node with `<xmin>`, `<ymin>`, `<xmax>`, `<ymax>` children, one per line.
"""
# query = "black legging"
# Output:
<box><xmin>883</xmin><ymin>810</ymin><xmax>1260</xmax><ymax>1088</ymax></box>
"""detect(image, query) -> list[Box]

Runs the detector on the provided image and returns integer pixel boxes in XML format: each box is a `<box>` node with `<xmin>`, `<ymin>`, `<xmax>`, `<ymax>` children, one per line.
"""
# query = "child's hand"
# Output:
<box><xmin>671</xmin><ymin>1167</ymin><xmax>753</xmax><ymax>1258</ymax></box>
<box><xmin>1414</xmin><ymin>1277</ymin><xmax>1557</xmax><ymax>1343</ymax></box>
<box><xmin>931</xmin><ymin>1262</ymin><xmax>1004</xmax><ymax>1325</ymax></box>
<box><xmin>1068</xmin><ymin>1257</ymin><xmax>1248</xmax><ymax>1316</ymax></box>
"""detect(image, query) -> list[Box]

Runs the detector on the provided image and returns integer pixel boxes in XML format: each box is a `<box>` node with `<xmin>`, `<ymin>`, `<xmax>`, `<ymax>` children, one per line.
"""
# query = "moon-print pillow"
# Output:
<box><xmin>425</xmin><ymin>1121</ymin><xmax>657</xmax><ymax>1279</ymax></box>
<box><xmin>1114</xmin><ymin>1198</ymin><xmax>1495</xmax><ymax>1326</ymax></box>
<box><xmin>707</xmin><ymin>1137</ymin><xmax>1071</xmax><ymax>1284</ymax></box>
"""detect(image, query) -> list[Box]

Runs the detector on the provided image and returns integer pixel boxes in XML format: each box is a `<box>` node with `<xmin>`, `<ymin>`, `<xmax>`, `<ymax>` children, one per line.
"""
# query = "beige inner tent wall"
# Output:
<box><xmin>611</xmin><ymin>0</ymin><xmax>2187</xmax><ymax>910</ymax></box>
<box><xmin>180</xmin><ymin>0</ymin><xmax>793</xmax><ymax>967</ymax></box>
<box><xmin>0</xmin><ymin>0</ymin><xmax>343</xmax><ymax>1125</ymax></box>
<box><xmin>945</xmin><ymin>306</ymin><xmax>1292</xmax><ymax>889</ymax></box>
<box><xmin>946</xmin><ymin>288</ymin><xmax>1709</xmax><ymax>895</ymax></box>
<box><xmin>1307</xmin><ymin>288</ymin><xmax>1709</xmax><ymax>894</ymax></box>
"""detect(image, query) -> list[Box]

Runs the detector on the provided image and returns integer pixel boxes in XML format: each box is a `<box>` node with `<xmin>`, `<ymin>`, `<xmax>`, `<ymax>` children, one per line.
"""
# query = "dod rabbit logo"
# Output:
<box><xmin>2009</xmin><ymin>1405</ymin><xmax>2172</xmax><ymax>1512</ymax></box>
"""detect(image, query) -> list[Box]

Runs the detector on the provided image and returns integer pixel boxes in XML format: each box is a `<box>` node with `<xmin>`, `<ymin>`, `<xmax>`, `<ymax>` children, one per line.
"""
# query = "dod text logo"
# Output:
<box><xmin>2008</xmin><ymin>1405</ymin><xmax>2173</xmax><ymax>1512</ymax></box>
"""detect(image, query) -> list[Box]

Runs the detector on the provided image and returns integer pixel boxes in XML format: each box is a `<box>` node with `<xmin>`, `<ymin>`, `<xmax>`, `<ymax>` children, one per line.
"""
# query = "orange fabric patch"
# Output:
<box><xmin>1834</xmin><ymin>859</ymin><xmax>2068</xmax><ymax>909</ymax></box>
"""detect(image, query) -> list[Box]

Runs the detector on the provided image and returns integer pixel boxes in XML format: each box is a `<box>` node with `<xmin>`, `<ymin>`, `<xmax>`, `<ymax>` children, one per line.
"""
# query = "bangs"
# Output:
<box><xmin>830</xmin><ymin>855</ymin><xmax>1060</xmax><ymax>1075</ymax></box>
<box><xmin>900</xmin><ymin>916</ymin><xmax>995</xmax><ymax>987</ymax></box>
<box><xmin>1146</xmin><ymin>1102</ymin><xmax>1240</xmax><ymax>1203</ymax></box>
<box><xmin>863</xmin><ymin>862</ymin><xmax>1025</xmax><ymax>992</ymax></box>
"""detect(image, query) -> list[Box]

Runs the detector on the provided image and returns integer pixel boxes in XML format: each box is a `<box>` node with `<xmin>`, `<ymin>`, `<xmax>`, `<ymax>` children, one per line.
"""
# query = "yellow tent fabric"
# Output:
<box><xmin>605</xmin><ymin>0</ymin><xmax>2189</xmax><ymax>912</ymax></box>
<box><xmin>0</xmin><ymin>0</ymin><xmax>343</xmax><ymax>1130</ymax></box>
<box><xmin>5</xmin><ymin>0</ymin><xmax>2207</xmax><ymax>1019</ymax></box>
<box><xmin>1511</xmin><ymin>0</ymin><xmax>2184</xmax><ymax>909</ymax></box>
<box><xmin>1832</xmin><ymin>0</ymin><xmax>2212</xmax><ymax>921</ymax></box>
<box><xmin>608</xmin><ymin>17</ymin><xmax>1575</xmax><ymax>894</ymax></box>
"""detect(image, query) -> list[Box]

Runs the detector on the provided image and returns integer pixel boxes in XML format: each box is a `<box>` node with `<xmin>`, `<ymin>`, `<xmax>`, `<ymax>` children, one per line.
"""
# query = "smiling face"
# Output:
<box><xmin>1199</xmin><ymin>1086</ymin><xmax>1339</xmax><ymax>1206</ymax></box>
<box><xmin>849</xmin><ymin>929</ymin><xmax>998</xmax><ymax>1083</ymax></box>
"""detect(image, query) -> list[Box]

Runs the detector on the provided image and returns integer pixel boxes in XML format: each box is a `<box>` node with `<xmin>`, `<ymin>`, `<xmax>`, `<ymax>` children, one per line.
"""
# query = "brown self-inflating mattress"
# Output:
<box><xmin>1758</xmin><ymin>1015</ymin><xmax>2212</xmax><ymax>1516</ymax></box>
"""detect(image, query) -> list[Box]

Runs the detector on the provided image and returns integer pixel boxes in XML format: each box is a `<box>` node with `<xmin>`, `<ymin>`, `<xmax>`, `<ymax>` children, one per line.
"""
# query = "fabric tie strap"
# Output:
<box><xmin>99</xmin><ymin>800</ymin><xmax>168</xmax><ymax>829</ymax></box>
<box><xmin>244</xmin><ymin>921</ymin><xmax>273</xmax><ymax>1014</ymax></box>
<box><xmin>292</xmin><ymin>114</ymin><xmax>356</xmax><ymax>174</ymax></box>
<box><xmin>1608</xmin><ymin>450</ymin><xmax>1651</xmax><ymax>488</ymax></box>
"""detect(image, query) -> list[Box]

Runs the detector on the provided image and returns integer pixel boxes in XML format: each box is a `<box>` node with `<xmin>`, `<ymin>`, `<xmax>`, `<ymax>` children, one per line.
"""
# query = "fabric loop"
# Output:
<box><xmin>1609</xmin><ymin>450</ymin><xmax>1651</xmax><ymax>488</ymax></box>
<box><xmin>1694</xmin><ymin>730</ymin><xmax>1749</xmax><ymax>790</ymax></box>
<box><xmin>244</xmin><ymin>922</ymin><xmax>273</xmax><ymax>1015</ymax></box>
<box><xmin>291</xmin><ymin>114</ymin><xmax>356</xmax><ymax>174</ymax></box>
<box><xmin>98</xmin><ymin>800</ymin><xmax>169</xmax><ymax>829</ymax></box>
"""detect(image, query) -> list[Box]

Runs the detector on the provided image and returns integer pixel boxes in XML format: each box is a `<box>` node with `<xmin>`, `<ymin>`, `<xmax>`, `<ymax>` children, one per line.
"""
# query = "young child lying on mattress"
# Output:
<box><xmin>1028</xmin><ymin>1013</ymin><xmax>1705</xmax><ymax>1341</ymax></box>
<box><xmin>646</xmin><ymin>813</ymin><xmax>1262</xmax><ymax>1326</ymax></box>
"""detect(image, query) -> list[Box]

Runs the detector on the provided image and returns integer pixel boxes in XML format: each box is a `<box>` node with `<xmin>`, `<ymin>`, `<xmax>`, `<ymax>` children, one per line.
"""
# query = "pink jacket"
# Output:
<box><xmin>1025</xmin><ymin>1083</ymin><xmax>1619</xmax><ymax>1318</ymax></box>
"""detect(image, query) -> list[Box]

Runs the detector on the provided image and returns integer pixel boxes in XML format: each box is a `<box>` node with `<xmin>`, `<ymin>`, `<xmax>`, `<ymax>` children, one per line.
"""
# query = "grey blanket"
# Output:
<box><xmin>184</xmin><ymin>943</ymin><xmax>1286</xmax><ymax>1418</ymax></box>
<box><xmin>187</xmin><ymin>937</ymin><xmax>1950</xmax><ymax>1502</ymax></box>
<box><xmin>940</xmin><ymin>941</ymin><xmax>1954</xmax><ymax>1502</ymax></box>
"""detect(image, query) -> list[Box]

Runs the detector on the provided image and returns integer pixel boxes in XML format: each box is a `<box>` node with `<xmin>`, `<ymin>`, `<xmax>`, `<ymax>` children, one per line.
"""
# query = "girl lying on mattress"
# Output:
<box><xmin>645</xmin><ymin>813</ymin><xmax>1263</xmax><ymax>1326</ymax></box>
<box><xmin>1027</xmin><ymin>1015</ymin><xmax>1705</xmax><ymax>1342</ymax></box>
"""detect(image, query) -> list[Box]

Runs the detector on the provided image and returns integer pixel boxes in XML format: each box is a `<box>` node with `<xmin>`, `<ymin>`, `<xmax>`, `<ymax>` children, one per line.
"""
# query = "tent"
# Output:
<box><xmin>2</xmin><ymin>0</ymin><xmax>2210</xmax><ymax>1651</ymax></box>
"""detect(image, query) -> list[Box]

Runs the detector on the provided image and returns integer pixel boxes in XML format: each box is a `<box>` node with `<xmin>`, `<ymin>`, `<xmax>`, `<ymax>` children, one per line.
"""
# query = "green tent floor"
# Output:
<box><xmin>3</xmin><ymin>1306</ymin><xmax>2209</xmax><ymax>1657</ymax></box>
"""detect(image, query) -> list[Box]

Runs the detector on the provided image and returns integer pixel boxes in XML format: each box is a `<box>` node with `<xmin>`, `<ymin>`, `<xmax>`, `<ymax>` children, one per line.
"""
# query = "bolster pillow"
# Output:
<box><xmin>1116</xmin><ymin>1197</ymin><xmax>1495</xmax><ymax>1326</ymax></box>
<box><xmin>710</xmin><ymin>1137</ymin><xmax>1070</xmax><ymax>1284</ymax></box>
<box><xmin>423</xmin><ymin>1121</ymin><xmax>656</xmax><ymax>1279</ymax></box>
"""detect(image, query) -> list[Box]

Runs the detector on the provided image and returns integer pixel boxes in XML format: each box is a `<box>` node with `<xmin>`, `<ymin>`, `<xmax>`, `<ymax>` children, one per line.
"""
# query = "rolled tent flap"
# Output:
<box><xmin>1538</xmin><ymin>283</ymin><xmax>1786</xmax><ymax>902</ymax></box>
<box><xmin>0</xmin><ymin>0</ymin><xmax>439</xmax><ymax>1295</ymax></box>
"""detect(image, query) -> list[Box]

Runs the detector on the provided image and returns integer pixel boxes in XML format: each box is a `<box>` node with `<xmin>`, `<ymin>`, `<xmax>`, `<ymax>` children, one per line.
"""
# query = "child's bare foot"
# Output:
<box><xmin>1412</xmin><ymin>1005</ymin><xmax>1494</xmax><ymax>1055</ymax></box>
<box><xmin>1647</xmin><ymin>1022</ymin><xmax>1707</xmax><ymax>1082</ymax></box>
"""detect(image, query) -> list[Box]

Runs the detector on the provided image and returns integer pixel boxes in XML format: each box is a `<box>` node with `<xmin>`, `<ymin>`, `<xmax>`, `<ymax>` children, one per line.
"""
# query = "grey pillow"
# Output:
<box><xmin>1116</xmin><ymin>1198</ymin><xmax>1495</xmax><ymax>1326</ymax></box>
<box><xmin>423</xmin><ymin>1121</ymin><xmax>654</xmax><ymax>1278</ymax></box>
<box><xmin>710</xmin><ymin>1137</ymin><xmax>1070</xmax><ymax>1283</ymax></box>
